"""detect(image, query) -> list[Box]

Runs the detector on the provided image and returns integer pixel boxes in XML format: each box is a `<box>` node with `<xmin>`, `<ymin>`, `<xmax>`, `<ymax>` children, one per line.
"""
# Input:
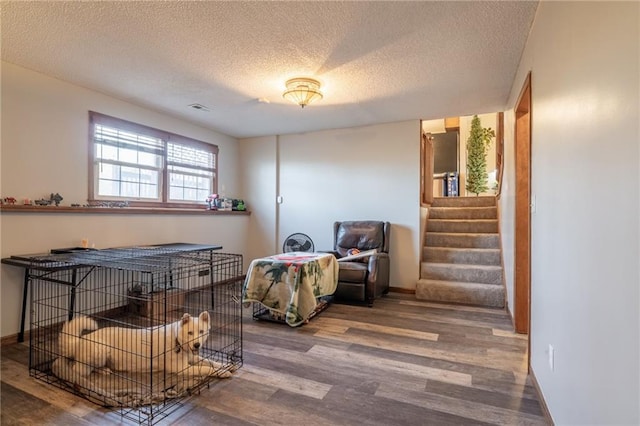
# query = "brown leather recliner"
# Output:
<box><xmin>328</xmin><ymin>221</ymin><xmax>391</xmax><ymax>307</ymax></box>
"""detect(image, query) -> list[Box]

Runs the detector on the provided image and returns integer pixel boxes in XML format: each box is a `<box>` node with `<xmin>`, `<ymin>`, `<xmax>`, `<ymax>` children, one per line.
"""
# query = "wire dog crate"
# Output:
<box><xmin>25</xmin><ymin>244</ymin><xmax>243</xmax><ymax>425</ymax></box>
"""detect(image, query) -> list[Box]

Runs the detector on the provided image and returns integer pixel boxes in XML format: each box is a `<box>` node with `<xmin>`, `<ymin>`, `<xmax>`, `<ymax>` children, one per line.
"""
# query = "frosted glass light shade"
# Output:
<box><xmin>282</xmin><ymin>78</ymin><xmax>323</xmax><ymax>108</ymax></box>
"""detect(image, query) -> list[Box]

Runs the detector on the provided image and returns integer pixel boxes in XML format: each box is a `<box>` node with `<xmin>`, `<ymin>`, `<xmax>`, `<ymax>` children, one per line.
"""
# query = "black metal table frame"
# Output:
<box><xmin>251</xmin><ymin>294</ymin><xmax>334</xmax><ymax>325</ymax></box>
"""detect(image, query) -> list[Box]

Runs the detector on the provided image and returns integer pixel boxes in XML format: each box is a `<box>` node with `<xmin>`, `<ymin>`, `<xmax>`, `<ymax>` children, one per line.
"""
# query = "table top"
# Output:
<box><xmin>1</xmin><ymin>243</ymin><xmax>223</xmax><ymax>272</ymax></box>
<box><xmin>252</xmin><ymin>252</ymin><xmax>333</xmax><ymax>264</ymax></box>
<box><xmin>243</xmin><ymin>251</ymin><xmax>338</xmax><ymax>326</ymax></box>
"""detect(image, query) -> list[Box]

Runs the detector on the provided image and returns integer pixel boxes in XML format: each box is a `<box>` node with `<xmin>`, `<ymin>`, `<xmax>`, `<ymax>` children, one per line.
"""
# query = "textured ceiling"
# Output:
<box><xmin>1</xmin><ymin>1</ymin><xmax>538</xmax><ymax>138</ymax></box>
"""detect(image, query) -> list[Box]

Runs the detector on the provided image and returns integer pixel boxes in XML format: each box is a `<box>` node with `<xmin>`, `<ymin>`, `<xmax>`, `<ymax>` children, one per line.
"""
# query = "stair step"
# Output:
<box><xmin>423</xmin><ymin>247</ymin><xmax>501</xmax><ymax>266</ymax></box>
<box><xmin>429</xmin><ymin>206</ymin><xmax>497</xmax><ymax>220</ymax></box>
<box><xmin>420</xmin><ymin>198</ymin><xmax>505</xmax><ymax>309</ymax></box>
<box><xmin>426</xmin><ymin>232</ymin><xmax>499</xmax><ymax>249</ymax></box>
<box><xmin>431</xmin><ymin>196</ymin><xmax>496</xmax><ymax>208</ymax></box>
<box><xmin>421</xmin><ymin>262</ymin><xmax>503</xmax><ymax>285</ymax></box>
<box><xmin>416</xmin><ymin>279</ymin><xmax>505</xmax><ymax>308</ymax></box>
<box><xmin>427</xmin><ymin>219</ymin><xmax>498</xmax><ymax>234</ymax></box>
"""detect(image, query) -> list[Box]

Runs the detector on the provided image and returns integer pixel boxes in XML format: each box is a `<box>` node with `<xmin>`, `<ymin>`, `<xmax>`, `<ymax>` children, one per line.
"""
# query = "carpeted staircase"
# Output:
<box><xmin>416</xmin><ymin>196</ymin><xmax>505</xmax><ymax>308</ymax></box>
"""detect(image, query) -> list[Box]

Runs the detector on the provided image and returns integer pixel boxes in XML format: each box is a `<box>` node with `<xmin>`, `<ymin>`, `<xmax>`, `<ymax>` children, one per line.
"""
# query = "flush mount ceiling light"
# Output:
<box><xmin>282</xmin><ymin>77</ymin><xmax>323</xmax><ymax>108</ymax></box>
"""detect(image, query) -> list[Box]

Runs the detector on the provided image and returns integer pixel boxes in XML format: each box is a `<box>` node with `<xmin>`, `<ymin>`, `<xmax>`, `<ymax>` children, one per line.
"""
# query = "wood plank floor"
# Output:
<box><xmin>0</xmin><ymin>293</ymin><xmax>550</xmax><ymax>425</ymax></box>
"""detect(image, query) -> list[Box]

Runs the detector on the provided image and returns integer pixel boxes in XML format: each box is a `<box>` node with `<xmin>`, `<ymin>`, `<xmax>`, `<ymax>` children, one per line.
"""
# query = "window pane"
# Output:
<box><xmin>98</xmin><ymin>163</ymin><xmax>120</xmax><ymax>180</ymax></box>
<box><xmin>98</xmin><ymin>179</ymin><xmax>119</xmax><ymax>197</ymax></box>
<box><xmin>168</xmin><ymin>143</ymin><xmax>214</xmax><ymax>168</ymax></box>
<box><xmin>140</xmin><ymin>169</ymin><xmax>157</xmax><ymax>184</ymax></box>
<box><xmin>121</xmin><ymin>182</ymin><xmax>140</xmax><ymax>198</ymax></box>
<box><xmin>169</xmin><ymin>171</ymin><xmax>210</xmax><ymax>202</ymax></box>
<box><xmin>169</xmin><ymin>165</ymin><xmax>213</xmax><ymax>177</ymax></box>
<box><xmin>197</xmin><ymin>177</ymin><xmax>210</xmax><ymax>190</ymax></box>
<box><xmin>95</xmin><ymin>124</ymin><xmax>164</xmax><ymax>152</ymax></box>
<box><xmin>97</xmin><ymin>144</ymin><xmax>118</xmax><ymax>161</ymax></box>
<box><xmin>184</xmin><ymin>188</ymin><xmax>197</xmax><ymax>201</ymax></box>
<box><xmin>121</xmin><ymin>166</ymin><xmax>140</xmax><ymax>183</ymax></box>
<box><xmin>197</xmin><ymin>189</ymin><xmax>210</xmax><ymax>201</ymax></box>
<box><xmin>139</xmin><ymin>151</ymin><xmax>161</xmax><ymax>167</ymax></box>
<box><xmin>170</xmin><ymin>173</ymin><xmax>184</xmax><ymax>186</ymax></box>
<box><xmin>119</xmin><ymin>148</ymin><xmax>139</xmax><ymax>164</ymax></box>
<box><xmin>184</xmin><ymin>175</ymin><xmax>197</xmax><ymax>189</ymax></box>
<box><xmin>170</xmin><ymin>186</ymin><xmax>183</xmax><ymax>200</ymax></box>
<box><xmin>140</xmin><ymin>184</ymin><xmax>158</xmax><ymax>199</ymax></box>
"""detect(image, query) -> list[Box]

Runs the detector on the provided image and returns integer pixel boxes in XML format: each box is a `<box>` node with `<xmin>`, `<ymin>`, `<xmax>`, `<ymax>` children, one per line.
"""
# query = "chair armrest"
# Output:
<box><xmin>367</xmin><ymin>252</ymin><xmax>390</xmax><ymax>299</ymax></box>
<box><xmin>367</xmin><ymin>252</ymin><xmax>389</xmax><ymax>270</ymax></box>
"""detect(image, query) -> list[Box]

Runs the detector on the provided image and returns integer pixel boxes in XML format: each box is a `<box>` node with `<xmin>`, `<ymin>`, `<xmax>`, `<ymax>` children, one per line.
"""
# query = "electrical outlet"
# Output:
<box><xmin>276</xmin><ymin>196</ymin><xmax>283</xmax><ymax>204</ymax></box>
<box><xmin>548</xmin><ymin>344</ymin><xmax>554</xmax><ymax>371</ymax></box>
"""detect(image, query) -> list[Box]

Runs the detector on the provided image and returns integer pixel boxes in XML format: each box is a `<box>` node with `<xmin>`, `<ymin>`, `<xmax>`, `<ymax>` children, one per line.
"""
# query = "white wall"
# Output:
<box><xmin>500</xmin><ymin>2</ymin><xmax>639</xmax><ymax>424</ymax></box>
<box><xmin>240</xmin><ymin>121</ymin><xmax>422</xmax><ymax>290</ymax></box>
<box><xmin>0</xmin><ymin>62</ymin><xmax>249</xmax><ymax>338</ymax></box>
<box><xmin>1</xmin><ymin>62</ymin><xmax>241</xmax><ymax>203</ymax></box>
<box><xmin>422</xmin><ymin>118</ymin><xmax>447</xmax><ymax>135</ymax></box>
<box><xmin>237</xmin><ymin>135</ymin><xmax>278</xmax><ymax>265</ymax></box>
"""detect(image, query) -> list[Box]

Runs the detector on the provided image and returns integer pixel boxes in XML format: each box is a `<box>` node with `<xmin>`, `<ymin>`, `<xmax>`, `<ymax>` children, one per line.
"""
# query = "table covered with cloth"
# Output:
<box><xmin>242</xmin><ymin>252</ymin><xmax>338</xmax><ymax>326</ymax></box>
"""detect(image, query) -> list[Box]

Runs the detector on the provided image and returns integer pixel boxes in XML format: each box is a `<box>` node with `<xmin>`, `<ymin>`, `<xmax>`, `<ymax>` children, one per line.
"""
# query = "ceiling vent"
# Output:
<box><xmin>188</xmin><ymin>103</ymin><xmax>210</xmax><ymax>111</ymax></box>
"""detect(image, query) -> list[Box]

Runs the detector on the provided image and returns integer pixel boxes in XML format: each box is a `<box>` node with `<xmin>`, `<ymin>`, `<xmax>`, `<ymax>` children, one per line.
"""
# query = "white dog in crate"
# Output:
<box><xmin>53</xmin><ymin>311</ymin><xmax>234</xmax><ymax>384</ymax></box>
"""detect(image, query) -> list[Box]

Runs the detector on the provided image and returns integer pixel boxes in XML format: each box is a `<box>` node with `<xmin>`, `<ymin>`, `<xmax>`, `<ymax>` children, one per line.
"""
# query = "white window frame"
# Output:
<box><xmin>89</xmin><ymin>112</ymin><xmax>218</xmax><ymax>208</ymax></box>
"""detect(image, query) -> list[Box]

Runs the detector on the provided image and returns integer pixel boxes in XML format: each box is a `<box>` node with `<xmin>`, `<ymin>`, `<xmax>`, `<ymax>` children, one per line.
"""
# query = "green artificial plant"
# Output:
<box><xmin>465</xmin><ymin>115</ymin><xmax>496</xmax><ymax>196</ymax></box>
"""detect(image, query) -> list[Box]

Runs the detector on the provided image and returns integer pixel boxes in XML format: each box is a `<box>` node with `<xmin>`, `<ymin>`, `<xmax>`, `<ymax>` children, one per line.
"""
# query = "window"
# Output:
<box><xmin>89</xmin><ymin>112</ymin><xmax>217</xmax><ymax>207</ymax></box>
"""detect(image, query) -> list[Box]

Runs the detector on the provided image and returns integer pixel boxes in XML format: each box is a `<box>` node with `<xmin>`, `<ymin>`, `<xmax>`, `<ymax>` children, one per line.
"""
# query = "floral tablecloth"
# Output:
<box><xmin>242</xmin><ymin>252</ymin><xmax>338</xmax><ymax>327</ymax></box>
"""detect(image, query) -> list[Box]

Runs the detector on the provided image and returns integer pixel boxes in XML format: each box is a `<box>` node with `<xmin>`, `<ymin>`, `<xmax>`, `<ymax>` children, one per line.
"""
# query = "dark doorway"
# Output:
<box><xmin>432</xmin><ymin>131</ymin><xmax>459</xmax><ymax>174</ymax></box>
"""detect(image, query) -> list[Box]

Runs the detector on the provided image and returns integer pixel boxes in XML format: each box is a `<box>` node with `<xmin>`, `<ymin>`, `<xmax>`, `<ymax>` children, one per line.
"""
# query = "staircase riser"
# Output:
<box><xmin>423</xmin><ymin>248</ymin><xmax>501</xmax><ymax>266</ymax></box>
<box><xmin>431</xmin><ymin>197</ymin><xmax>496</xmax><ymax>208</ymax></box>
<box><xmin>416</xmin><ymin>280</ymin><xmax>505</xmax><ymax>308</ymax></box>
<box><xmin>430</xmin><ymin>207</ymin><xmax>497</xmax><ymax>220</ymax></box>
<box><xmin>427</xmin><ymin>220</ymin><xmax>498</xmax><ymax>234</ymax></box>
<box><xmin>421</xmin><ymin>264</ymin><xmax>503</xmax><ymax>285</ymax></box>
<box><xmin>426</xmin><ymin>233</ymin><xmax>499</xmax><ymax>249</ymax></box>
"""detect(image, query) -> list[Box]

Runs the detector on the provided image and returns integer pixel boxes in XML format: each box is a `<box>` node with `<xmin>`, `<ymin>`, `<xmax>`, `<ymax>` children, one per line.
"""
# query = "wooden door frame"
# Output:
<box><xmin>514</xmin><ymin>73</ymin><xmax>532</xmax><ymax>336</ymax></box>
<box><xmin>495</xmin><ymin>112</ymin><xmax>505</xmax><ymax>198</ymax></box>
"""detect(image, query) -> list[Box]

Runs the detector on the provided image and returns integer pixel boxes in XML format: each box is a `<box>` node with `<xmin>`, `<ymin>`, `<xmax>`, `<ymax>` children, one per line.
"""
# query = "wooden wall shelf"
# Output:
<box><xmin>0</xmin><ymin>205</ymin><xmax>250</xmax><ymax>216</ymax></box>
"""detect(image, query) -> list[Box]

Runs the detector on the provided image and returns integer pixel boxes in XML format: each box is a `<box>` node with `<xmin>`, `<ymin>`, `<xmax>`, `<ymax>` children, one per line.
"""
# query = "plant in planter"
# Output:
<box><xmin>466</xmin><ymin>115</ymin><xmax>496</xmax><ymax>196</ymax></box>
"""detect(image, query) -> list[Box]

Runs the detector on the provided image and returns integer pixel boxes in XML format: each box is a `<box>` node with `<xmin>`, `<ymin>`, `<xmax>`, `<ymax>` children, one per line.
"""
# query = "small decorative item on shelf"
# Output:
<box><xmin>50</xmin><ymin>193</ymin><xmax>63</xmax><ymax>206</ymax></box>
<box><xmin>223</xmin><ymin>198</ymin><xmax>233</xmax><ymax>211</ymax></box>
<box><xmin>22</xmin><ymin>198</ymin><xmax>32</xmax><ymax>206</ymax></box>
<box><xmin>71</xmin><ymin>203</ymin><xmax>81</xmax><ymax>207</ymax></box>
<box><xmin>34</xmin><ymin>198</ymin><xmax>51</xmax><ymax>206</ymax></box>
<box><xmin>206</xmin><ymin>194</ymin><xmax>218</xmax><ymax>210</ymax></box>
<box><xmin>236</xmin><ymin>199</ymin><xmax>246</xmax><ymax>211</ymax></box>
<box><xmin>3</xmin><ymin>197</ymin><xmax>17</xmax><ymax>205</ymax></box>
